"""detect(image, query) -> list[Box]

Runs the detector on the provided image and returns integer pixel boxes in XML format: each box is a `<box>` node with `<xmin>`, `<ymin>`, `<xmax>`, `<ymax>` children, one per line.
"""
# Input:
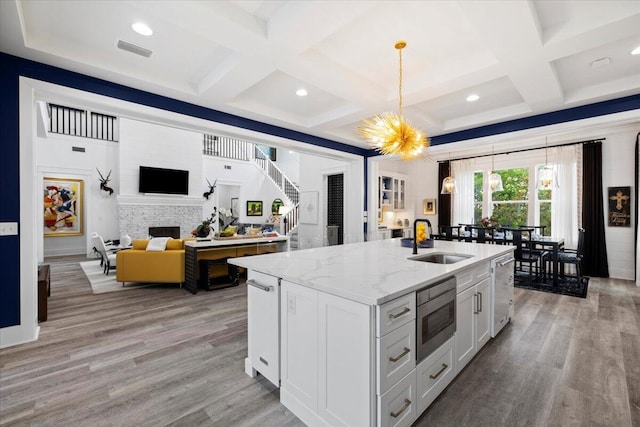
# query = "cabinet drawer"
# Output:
<box><xmin>456</xmin><ymin>261</ymin><xmax>490</xmax><ymax>293</ymax></box>
<box><xmin>475</xmin><ymin>262</ymin><xmax>490</xmax><ymax>281</ymax></box>
<box><xmin>416</xmin><ymin>336</ymin><xmax>455</xmax><ymax>413</ymax></box>
<box><xmin>456</xmin><ymin>268</ymin><xmax>474</xmax><ymax>293</ymax></box>
<box><xmin>378</xmin><ymin>369</ymin><xmax>417</xmax><ymax>427</ymax></box>
<box><xmin>377</xmin><ymin>293</ymin><xmax>416</xmax><ymax>337</ymax></box>
<box><xmin>377</xmin><ymin>322</ymin><xmax>416</xmax><ymax>395</ymax></box>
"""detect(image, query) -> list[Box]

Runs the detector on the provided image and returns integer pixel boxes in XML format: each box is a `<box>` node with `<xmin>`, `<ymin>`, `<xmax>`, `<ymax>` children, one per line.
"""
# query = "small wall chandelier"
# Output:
<box><xmin>359</xmin><ymin>41</ymin><xmax>428</xmax><ymax>161</ymax></box>
<box><xmin>488</xmin><ymin>145</ymin><xmax>503</xmax><ymax>192</ymax></box>
<box><xmin>441</xmin><ymin>153</ymin><xmax>456</xmax><ymax>194</ymax></box>
<box><xmin>536</xmin><ymin>137</ymin><xmax>558</xmax><ymax>190</ymax></box>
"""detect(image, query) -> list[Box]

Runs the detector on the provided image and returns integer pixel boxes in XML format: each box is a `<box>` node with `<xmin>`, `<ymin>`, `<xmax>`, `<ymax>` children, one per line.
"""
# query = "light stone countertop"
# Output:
<box><xmin>229</xmin><ymin>238</ymin><xmax>514</xmax><ymax>305</ymax></box>
<box><xmin>185</xmin><ymin>234</ymin><xmax>288</xmax><ymax>248</ymax></box>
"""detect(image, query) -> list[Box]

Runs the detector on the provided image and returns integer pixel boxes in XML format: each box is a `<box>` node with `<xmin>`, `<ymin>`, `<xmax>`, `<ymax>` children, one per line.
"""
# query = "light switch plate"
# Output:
<box><xmin>0</xmin><ymin>222</ymin><xmax>18</xmax><ymax>236</ymax></box>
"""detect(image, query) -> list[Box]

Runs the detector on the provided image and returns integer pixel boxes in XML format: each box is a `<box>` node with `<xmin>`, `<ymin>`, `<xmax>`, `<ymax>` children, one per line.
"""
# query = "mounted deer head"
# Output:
<box><xmin>203</xmin><ymin>178</ymin><xmax>217</xmax><ymax>199</ymax></box>
<box><xmin>97</xmin><ymin>168</ymin><xmax>114</xmax><ymax>196</ymax></box>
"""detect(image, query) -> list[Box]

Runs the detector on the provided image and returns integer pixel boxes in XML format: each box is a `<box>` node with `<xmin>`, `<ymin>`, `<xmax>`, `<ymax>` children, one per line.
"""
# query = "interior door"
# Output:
<box><xmin>327</xmin><ymin>173</ymin><xmax>344</xmax><ymax>245</ymax></box>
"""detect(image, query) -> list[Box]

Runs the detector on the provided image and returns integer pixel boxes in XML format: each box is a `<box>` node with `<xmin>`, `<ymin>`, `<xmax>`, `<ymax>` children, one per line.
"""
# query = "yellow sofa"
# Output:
<box><xmin>116</xmin><ymin>238</ymin><xmax>186</xmax><ymax>285</ymax></box>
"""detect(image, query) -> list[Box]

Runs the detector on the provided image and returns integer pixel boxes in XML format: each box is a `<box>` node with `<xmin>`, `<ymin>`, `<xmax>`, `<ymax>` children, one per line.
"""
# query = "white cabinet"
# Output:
<box><xmin>377</xmin><ymin>322</ymin><xmax>416</xmax><ymax>394</ymax></box>
<box><xmin>455</xmin><ymin>275</ymin><xmax>491</xmax><ymax>374</ymax></box>
<box><xmin>455</xmin><ymin>285</ymin><xmax>475</xmax><ymax>371</ymax></box>
<box><xmin>377</xmin><ymin>292</ymin><xmax>415</xmax><ymax>337</ymax></box>
<box><xmin>475</xmin><ymin>277</ymin><xmax>491</xmax><ymax>350</ymax></box>
<box><xmin>378</xmin><ymin>370</ymin><xmax>417</xmax><ymax>427</ymax></box>
<box><xmin>280</xmin><ymin>280</ymin><xmax>373</xmax><ymax>427</ymax></box>
<box><xmin>416</xmin><ymin>336</ymin><xmax>455</xmax><ymax>413</ymax></box>
<box><xmin>246</xmin><ymin>271</ymin><xmax>281</xmax><ymax>387</ymax></box>
<box><xmin>379</xmin><ymin>173</ymin><xmax>407</xmax><ymax>214</ymax></box>
<box><xmin>280</xmin><ymin>281</ymin><xmax>318</xmax><ymax>411</ymax></box>
<box><xmin>378</xmin><ymin>229</ymin><xmax>392</xmax><ymax>240</ymax></box>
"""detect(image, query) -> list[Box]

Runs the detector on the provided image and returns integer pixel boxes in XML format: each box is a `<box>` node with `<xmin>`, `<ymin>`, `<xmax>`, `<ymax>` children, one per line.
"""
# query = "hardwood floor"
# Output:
<box><xmin>1</xmin><ymin>257</ymin><xmax>639</xmax><ymax>426</ymax></box>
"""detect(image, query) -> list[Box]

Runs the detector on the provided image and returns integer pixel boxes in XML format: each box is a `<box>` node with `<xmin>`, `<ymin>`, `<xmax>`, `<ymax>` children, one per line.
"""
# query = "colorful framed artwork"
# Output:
<box><xmin>247</xmin><ymin>200</ymin><xmax>263</xmax><ymax>216</ymax></box>
<box><xmin>608</xmin><ymin>186</ymin><xmax>631</xmax><ymax>227</ymax></box>
<box><xmin>423</xmin><ymin>199</ymin><xmax>436</xmax><ymax>215</ymax></box>
<box><xmin>43</xmin><ymin>177</ymin><xmax>83</xmax><ymax>236</ymax></box>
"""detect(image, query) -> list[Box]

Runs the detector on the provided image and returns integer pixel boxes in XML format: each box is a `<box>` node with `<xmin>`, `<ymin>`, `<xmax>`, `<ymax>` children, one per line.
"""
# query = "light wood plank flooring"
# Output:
<box><xmin>1</xmin><ymin>256</ymin><xmax>639</xmax><ymax>426</ymax></box>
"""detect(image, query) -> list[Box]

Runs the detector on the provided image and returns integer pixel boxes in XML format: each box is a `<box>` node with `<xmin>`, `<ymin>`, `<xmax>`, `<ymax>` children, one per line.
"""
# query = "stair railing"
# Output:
<box><xmin>253</xmin><ymin>146</ymin><xmax>300</xmax><ymax>205</ymax></box>
<box><xmin>280</xmin><ymin>204</ymin><xmax>299</xmax><ymax>235</ymax></box>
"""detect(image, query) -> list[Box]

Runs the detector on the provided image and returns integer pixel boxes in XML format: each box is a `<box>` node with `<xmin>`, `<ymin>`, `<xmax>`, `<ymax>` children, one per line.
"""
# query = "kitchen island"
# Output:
<box><xmin>229</xmin><ymin>239</ymin><xmax>514</xmax><ymax>427</ymax></box>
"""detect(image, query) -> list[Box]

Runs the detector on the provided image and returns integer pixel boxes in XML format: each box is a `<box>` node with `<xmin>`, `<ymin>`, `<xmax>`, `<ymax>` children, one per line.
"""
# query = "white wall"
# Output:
<box><xmin>202</xmin><ymin>156</ymin><xmax>288</xmax><ymax>228</ymax></box>
<box><xmin>119</xmin><ymin>118</ymin><xmax>203</xmax><ymax>196</ymax></box>
<box><xmin>274</xmin><ymin>149</ymin><xmax>301</xmax><ymax>185</ymax></box>
<box><xmin>36</xmin><ymin>131</ymin><xmax>119</xmax><ymax>259</ymax></box>
<box><xmin>602</xmin><ymin>127</ymin><xmax>638</xmax><ymax>280</ymax></box>
<box><xmin>297</xmin><ymin>153</ymin><xmax>364</xmax><ymax>248</ymax></box>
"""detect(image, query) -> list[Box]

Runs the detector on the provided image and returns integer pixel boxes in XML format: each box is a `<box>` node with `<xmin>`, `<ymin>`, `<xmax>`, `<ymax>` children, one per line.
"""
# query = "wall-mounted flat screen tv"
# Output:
<box><xmin>138</xmin><ymin>166</ymin><xmax>189</xmax><ymax>195</ymax></box>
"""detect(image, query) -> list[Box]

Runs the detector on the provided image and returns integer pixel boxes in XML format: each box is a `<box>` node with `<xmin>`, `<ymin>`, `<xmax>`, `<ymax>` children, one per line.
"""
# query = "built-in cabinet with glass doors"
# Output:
<box><xmin>378</xmin><ymin>172</ymin><xmax>407</xmax><ymax>219</ymax></box>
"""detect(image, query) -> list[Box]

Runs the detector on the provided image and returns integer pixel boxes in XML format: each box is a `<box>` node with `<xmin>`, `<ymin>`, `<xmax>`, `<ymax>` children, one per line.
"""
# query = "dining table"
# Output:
<box><xmin>525</xmin><ymin>236</ymin><xmax>565</xmax><ymax>286</ymax></box>
<box><xmin>435</xmin><ymin>227</ymin><xmax>565</xmax><ymax>286</ymax></box>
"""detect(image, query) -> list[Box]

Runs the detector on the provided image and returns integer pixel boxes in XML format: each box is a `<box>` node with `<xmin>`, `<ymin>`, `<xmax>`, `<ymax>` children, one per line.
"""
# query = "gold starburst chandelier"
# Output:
<box><xmin>359</xmin><ymin>41</ymin><xmax>429</xmax><ymax>161</ymax></box>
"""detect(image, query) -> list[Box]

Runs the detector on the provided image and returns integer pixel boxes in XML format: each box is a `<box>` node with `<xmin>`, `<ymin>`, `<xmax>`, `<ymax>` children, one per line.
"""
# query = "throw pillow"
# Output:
<box><xmin>146</xmin><ymin>237</ymin><xmax>170</xmax><ymax>252</ymax></box>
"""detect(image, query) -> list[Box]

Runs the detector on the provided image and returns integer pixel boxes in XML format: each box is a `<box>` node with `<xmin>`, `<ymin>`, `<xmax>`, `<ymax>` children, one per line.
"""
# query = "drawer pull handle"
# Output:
<box><xmin>429</xmin><ymin>363</ymin><xmax>448</xmax><ymax>379</ymax></box>
<box><xmin>390</xmin><ymin>399</ymin><xmax>411</xmax><ymax>418</ymax></box>
<box><xmin>247</xmin><ymin>280</ymin><xmax>272</xmax><ymax>292</ymax></box>
<box><xmin>389</xmin><ymin>347</ymin><xmax>410</xmax><ymax>363</ymax></box>
<box><xmin>389</xmin><ymin>307</ymin><xmax>410</xmax><ymax>319</ymax></box>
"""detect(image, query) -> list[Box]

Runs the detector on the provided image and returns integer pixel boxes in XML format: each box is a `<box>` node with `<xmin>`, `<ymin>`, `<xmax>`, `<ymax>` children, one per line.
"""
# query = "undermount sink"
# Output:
<box><xmin>408</xmin><ymin>252</ymin><xmax>473</xmax><ymax>264</ymax></box>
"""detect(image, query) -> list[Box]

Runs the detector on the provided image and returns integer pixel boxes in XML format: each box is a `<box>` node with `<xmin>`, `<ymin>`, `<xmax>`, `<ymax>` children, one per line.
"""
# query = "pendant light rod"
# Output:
<box><xmin>396</xmin><ymin>41</ymin><xmax>405</xmax><ymax>117</ymax></box>
<box><xmin>437</xmin><ymin>138</ymin><xmax>605</xmax><ymax>163</ymax></box>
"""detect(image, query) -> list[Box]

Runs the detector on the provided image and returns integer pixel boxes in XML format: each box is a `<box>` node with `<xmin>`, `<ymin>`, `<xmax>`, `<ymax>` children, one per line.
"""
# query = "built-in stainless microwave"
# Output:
<box><xmin>416</xmin><ymin>277</ymin><xmax>457</xmax><ymax>362</ymax></box>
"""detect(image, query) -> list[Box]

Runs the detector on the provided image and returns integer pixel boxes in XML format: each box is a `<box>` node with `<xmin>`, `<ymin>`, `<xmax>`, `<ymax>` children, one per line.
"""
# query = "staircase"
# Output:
<box><xmin>202</xmin><ymin>134</ymin><xmax>300</xmax><ymax>243</ymax></box>
<box><xmin>253</xmin><ymin>146</ymin><xmax>300</xmax><ymax>242</ymax></box>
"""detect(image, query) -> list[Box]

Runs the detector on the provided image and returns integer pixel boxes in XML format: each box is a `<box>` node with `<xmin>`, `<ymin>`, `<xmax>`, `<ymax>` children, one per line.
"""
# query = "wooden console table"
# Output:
<box><xmin>184</xmin><ymin>236</ymin><xmax>288</xmax><ymax>294</ymax></box>
<box><xmin>38</xmin><ymin>264</ymin><xmax>51</xmax><ymax>321</ymax></box>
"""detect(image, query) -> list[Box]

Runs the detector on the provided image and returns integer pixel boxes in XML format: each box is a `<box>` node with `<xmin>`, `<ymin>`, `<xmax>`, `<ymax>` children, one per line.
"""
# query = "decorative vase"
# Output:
<box><xmin>121</xmin><ymin>233</ymin><xmax>131</xmax><ymax>247</ymax></box>
<box><xmin>195</xmin><ymin>224</ymin><xmax>210</xmax><ymax>238</ymax></box>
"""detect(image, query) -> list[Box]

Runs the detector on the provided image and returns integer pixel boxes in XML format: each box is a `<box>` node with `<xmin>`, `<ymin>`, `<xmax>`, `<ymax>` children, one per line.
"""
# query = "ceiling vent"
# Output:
<box><xmin>117</xmin><ymin>40</ymin><xmax>152</xmax><ymax>58</ymax></box>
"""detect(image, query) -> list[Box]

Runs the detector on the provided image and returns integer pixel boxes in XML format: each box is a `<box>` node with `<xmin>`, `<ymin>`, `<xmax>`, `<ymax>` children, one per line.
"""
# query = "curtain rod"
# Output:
<box><xmin>438</xmin><ymin>138</ymin><xmax>606</xmax><ymax>163</ymax></box>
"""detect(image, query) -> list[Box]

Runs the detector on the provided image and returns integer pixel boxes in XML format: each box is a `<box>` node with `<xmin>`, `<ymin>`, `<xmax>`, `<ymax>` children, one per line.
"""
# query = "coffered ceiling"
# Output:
<box><xmin>1</xmin><ymin>0</ymin><xmax>639</xmax><ymax>152</ymax></box>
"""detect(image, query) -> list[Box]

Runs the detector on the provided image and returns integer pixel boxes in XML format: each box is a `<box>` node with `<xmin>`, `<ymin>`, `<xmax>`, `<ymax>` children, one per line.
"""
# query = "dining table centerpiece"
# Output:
<box><xmin>479</xmin><ymin>216</ymin><xmax>500</xmax><ymax>229</ymax></box>
<box><xmin>192</xmin><ymin>207</ymin><xmax>239</xmax><ymax>238</ymax></box>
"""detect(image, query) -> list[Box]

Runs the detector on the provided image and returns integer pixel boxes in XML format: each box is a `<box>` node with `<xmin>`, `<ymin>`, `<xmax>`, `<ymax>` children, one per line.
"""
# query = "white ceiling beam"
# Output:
<box><xmin>459</xmin><ymin>1</ymin><xmax>564</xmax><ymax>111</ymax></box>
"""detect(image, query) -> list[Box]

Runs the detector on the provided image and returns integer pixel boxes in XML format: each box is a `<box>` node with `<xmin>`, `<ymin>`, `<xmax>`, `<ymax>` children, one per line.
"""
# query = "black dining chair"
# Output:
<box><xmin>464</xmin><ymin>226</ymin><xmax>494</xmax><ymax>244</ymax></box>
<box><xmin>510</xmin><ymin>228</ymin><xmax>543</xmax><ymax>282</ymax></box>
<box><xmin>437</xmin><ymin>225</ymin><xmax>461</xmax><ymax>241</ymax></box>
<box><xmin>523</xmin><ymin>225</ymin><xmax>547</xmax><ymax>237</ymax></box>
<box><xmin>547</xmin><ymin>228</ymin><xmax>585</xmax><ymax>285</ymax></box>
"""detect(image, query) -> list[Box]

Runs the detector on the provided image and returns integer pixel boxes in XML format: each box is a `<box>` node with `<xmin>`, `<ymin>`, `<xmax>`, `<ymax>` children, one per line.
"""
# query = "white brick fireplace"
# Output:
<box><xmin>117</xmin><ymin>195</ymin><xmax>203</xmax><ymax>239</ymax></box>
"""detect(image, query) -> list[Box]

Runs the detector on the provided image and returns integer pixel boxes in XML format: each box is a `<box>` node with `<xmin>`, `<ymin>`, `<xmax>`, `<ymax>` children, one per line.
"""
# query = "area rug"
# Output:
<box><xmin>80</xmin><ymin>260</ymin><xmax>154</xmax><ymax>294</ymax></box>
<box><xmin>514</xmin><ymin>272</ymin><xmax>589</xmax><ymax>298</ymax></box>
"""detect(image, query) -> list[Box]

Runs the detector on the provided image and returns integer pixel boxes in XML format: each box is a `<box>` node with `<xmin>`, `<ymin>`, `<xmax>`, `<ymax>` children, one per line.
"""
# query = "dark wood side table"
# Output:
<box><xmin>38</xmin><ymin>264</ymin><xmax>50</xmax><ymax>322</ymax></box>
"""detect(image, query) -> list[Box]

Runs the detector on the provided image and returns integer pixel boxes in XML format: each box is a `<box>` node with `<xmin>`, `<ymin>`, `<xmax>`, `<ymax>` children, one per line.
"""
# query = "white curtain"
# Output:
<box><xmin>551</xmin><ymin>145</ymin><xmax>580</xmax><ymax>249</ymax></box>
<box><xmin>452</xmin><ymin>159</ymin><xmax>476</xmax><ymax>226</ymax></box>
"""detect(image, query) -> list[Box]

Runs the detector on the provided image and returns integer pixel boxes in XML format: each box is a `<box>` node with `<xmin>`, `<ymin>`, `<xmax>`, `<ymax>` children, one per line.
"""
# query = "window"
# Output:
<box><xmin>474</xmin><ymin>171</ymin><xmax>483</xmax><ymax>224</ymax></box>
<box><xmin>536</xmin><ymin>166</ymin><xmax>552</xmax><ymax>235</ymax></box>
<box><xmin>473</xmin><ymin>165</ymin><xmax>553</xmax><ymax>233</ymax></box>
<box><xmin>491</xmin><ymin>168</ymin><xmax>529</xmax><ymax>227</ymax></box>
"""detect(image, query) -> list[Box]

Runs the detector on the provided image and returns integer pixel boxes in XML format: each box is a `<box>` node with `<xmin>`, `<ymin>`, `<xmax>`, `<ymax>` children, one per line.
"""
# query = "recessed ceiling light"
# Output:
<box><xmin>631</xmin><ymin>46</ymin><xmax>640</xmax><ymax>55</ymax></box>
<box><xmin>296</xmin><ymin>89</ymin><xmax>308</xmax><ymax>97</ymax></box>
<box><xmin>466</xmin><ymin>94</ymin><xmax>479</xmax><ymax>102</ymax></box>
<box><xmin>132</xmin><ymin>22</ymin><xmax>153</xmax><ymax>36</ymax></box>
<box><xmin>590</xmin><ymin>57</ymin><xmax>611</xmax><ymax>68</ymax></box>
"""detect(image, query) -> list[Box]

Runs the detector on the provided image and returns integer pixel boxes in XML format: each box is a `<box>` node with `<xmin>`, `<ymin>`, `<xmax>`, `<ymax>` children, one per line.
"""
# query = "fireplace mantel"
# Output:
<box><xmin>117</xmin><ymin>194</ymin><xmax>203</xmax><ymax>207</ymax></box>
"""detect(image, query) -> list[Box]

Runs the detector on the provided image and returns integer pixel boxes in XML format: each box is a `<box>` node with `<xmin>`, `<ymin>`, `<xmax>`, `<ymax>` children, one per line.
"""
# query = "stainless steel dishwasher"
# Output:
<box><xmin>491</xmin><ymin>254</ymin><xmax>515</xmax><ymax>337</ymax></box>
